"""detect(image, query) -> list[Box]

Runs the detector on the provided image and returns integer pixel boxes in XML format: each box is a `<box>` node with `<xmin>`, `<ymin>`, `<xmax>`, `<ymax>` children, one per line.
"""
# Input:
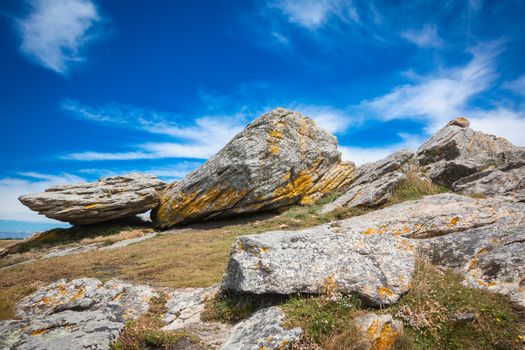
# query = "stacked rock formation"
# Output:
<box><xmin>153</xmin><ymin>108</ymin><xmax>356</xmax><ymax>228</ymax></box>
<box><xmin>18</xmin><ymin>174</ymin><xmax>166</xmax><ymax>225</ymax></box>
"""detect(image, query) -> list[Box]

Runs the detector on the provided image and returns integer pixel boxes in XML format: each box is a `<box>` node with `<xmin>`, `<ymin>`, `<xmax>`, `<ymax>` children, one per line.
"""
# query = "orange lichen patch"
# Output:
<box><xmin>272</xmin><ymin>171</ymin><xmax>313</xmax><ymax>202</ymax></box>
<box><xmin>268</xmin><ymin>130</ymin><xmax>284</xmax><ymax>139</ymax></box>
<box><xmin>83</xmin><ymin>203</ymin><xmax>98</xmax><ymax>209</ymax></box>
<box><xmin>374</xmin><ymin>323</ymin><xmax>398</xmax><ymax>350</ymax></box>
<box><xmin>268</xmin><ymin>144</ymin><xmax>281</xmax><ymax>155</ymax></box>
<box><xmin>467</xmin><ymin>257</ymin><xmax>478</xmax><ymax>271</ymax></box>
<box><xmin>41</xmin><ymin>296</ymin><xmax>51</xmax><ymax>305</ymax></box>
<box><xmin>69</xmin><ymin>287</ymin><xmax>85</xmax><ymax>301</ymax></box>
<box><xmin>305</xmin><ymin>162</ymin><xmax>356</xmax><ymax>200</ymax></box>
<box><xmin>402</xmin><ymin>225</ymin><xmax>411</xmax><ymax>233</ymax></box>
<box><xmin>368</xmin><ymin>319</ymin><xmax>381</xmax><ymax>338</ymax></box>
<box><xmin>56</xmin><ymin>284</ymin><xmax>67</xmax><ymax>295</ymax></box>
<box><xmin>396</xmin><ymin>239</ymin><xmax>415</xmax><ymax>252</ymax></box>
<box><xmin>477</xmin><ymin>247</ymin><xmax>489</xmax><ymax>255</ymax></box>
<box><xmin>377</xmin><ymin>287</ymin><xmax>393</xmax><ymax>299</ymax></box>
<box><xmin>322</xmin><ymin>276</ymin><xmax>337</xmax><ymax>296</ymax></box>
<box><xmin>31</xmin><ymin>328</ymin><xmax>50</xmax><ymax>336</ymax></box>
<box><xmin>448</xmin><ymin>216</ymin><xmax>460</xmax><ymax>226</ymax></box>
<box><xmin>361</xmin><ymin>226</ymin><xmax>388</xmax><ymax>235</ymax></box>
<box><xmin>113</xmin><ymin>293</ymin><xmax>122</xmax><ymax>301</ymax></box>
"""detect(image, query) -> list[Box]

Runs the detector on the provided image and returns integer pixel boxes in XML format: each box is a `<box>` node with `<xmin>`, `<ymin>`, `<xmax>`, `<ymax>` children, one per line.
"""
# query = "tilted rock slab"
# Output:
<box><xmin>0</xmin><ymin>278</ymin><xmax>156</xmax><ymax>350</ymax></box>
<box><xmin>320</xmin><ymin>150</ymin><xmax>414</xmax><ymax>213</ymax></box>
<box><xmin>416</xmin><ymin>119</ymin><xmax>525</xmax><ymax>188</ymax></box>
<box><xmin>222</xmin><ymin>225</ymin><xmax>417</xmax><ymax>306</ymax></box>
<box><xmin>153</xmin><ymin>108</ymin><xmax>351</xmax><ymax>228</ymax></box>
<box><xmin>219</xmin><ymin>307</ymin><xmax>302</xmax><ymax>350</ymax></box>
<box><xmin>19</xmin><ymin>173</ymin><xmax>166</xmax><ymax>225</ymax></box>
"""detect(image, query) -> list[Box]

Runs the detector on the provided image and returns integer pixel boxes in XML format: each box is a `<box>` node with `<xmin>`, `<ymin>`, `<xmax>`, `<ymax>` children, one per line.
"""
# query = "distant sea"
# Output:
<box><xmin>0</xmin><ymin>231</ymin><xmax>33</xmax><ymax>240</ymax></box>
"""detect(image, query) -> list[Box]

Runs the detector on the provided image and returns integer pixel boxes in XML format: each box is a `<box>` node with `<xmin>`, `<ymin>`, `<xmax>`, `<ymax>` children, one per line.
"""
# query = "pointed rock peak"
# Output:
<box><xmin>447</xmin><ymin>116</ymin><xmax>470</xmax><ymax>128</ymax></box>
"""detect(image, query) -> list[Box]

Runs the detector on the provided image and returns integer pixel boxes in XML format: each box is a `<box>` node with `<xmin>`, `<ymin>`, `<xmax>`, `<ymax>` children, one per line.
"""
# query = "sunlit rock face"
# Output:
<box><xmin>18</xmin><ymin>174</ymin><xmax>166</xmax><ymax>225</ymax></box>
<box><xmin>153</xmin><ymin>108</ymin><xmax>355</xmax><ymax>228</ymax></box>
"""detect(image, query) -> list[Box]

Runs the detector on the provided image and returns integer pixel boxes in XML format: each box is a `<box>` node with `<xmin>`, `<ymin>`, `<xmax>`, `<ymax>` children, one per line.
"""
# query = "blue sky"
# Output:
<box><xmin>1</xmin><ymin>0</ymin><xmax>524</xmax><ymax>231</ymax></box>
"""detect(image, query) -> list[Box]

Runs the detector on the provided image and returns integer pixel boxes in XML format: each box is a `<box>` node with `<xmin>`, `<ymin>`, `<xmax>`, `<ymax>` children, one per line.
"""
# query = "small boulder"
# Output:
<box><xmin>320</xmin><ymin>150</ymin><xmax>414</xmax><ymax>213</ymax></box>
<box><xmin>219</xmin><ymin>306</ymin><xmax>302</xmax><ymax>350</ymax></box>
<box><xmin>153</xmin><ymin>108</ymin><xmax>349</xmax><ymax>228</ymax></box>
<box><xmin>19</xmin><ymin>174</ymin><xmax>166</xmax><ymax>225</ymax></box>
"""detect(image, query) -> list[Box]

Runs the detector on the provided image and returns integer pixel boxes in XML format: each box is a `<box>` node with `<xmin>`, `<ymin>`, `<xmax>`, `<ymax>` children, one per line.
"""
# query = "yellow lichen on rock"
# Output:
<box><xmin>374</xmin><ymin>323</ymin><xmax>398</xmax><ymax>350</ymax></box>
<box><xmin>83</xmin><ymin>203</ymin><xmax>98</xmax><ymax>209</ymax></box>
<box><xmin>377</xmin><ymin>287</ymin><xmax>393</xmax><ymax>299</ymax></box>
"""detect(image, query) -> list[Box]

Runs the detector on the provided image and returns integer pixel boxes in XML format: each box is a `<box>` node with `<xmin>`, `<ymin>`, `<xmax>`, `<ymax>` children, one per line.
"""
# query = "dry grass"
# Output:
<box><xmin>0</xmin><ymin>240</ymin><xmax>20</xmax><ymax>249</ymax></box>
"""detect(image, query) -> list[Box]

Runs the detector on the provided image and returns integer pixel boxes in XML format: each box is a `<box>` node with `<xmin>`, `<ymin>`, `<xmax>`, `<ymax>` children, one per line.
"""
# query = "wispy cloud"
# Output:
<box><xmin>503</xmin><ymin>75</ymin><xmax>525</xmax><ymax>97</ymax></box>
<box><xmin>17</xmin><ymin>0</ymin><xmax>103</xmax><ymax>74</ymax></box>
<box><xmin>270</xmin><ymin>0</ymin><xmax>351</xmax><ymax>30</ymax></box>
<box><xmin>0</xmin><ymin>172</ymin><xmax>84</xmax><ymax>223</ymax></box>
<box><xmin>401</xmin><ymin>24</ymin><xmax>443</xmax><ymax>48</ymax></box>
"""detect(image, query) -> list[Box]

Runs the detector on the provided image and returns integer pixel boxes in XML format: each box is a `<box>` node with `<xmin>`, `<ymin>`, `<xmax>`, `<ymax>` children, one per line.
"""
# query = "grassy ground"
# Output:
<box><xmin>0</xmin><ymin>176</ymin><xmax>444</xmax><ymax>320</ymax></box>
<box><xmin>0</xmin><ymin>240</ymin><xmax>19</xmax><ymax>250</ymax></box>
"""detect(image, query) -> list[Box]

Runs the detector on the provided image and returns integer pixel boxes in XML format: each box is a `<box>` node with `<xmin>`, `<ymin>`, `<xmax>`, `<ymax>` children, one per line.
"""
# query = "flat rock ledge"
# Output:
<box><xmin>0</xmin><ymin>278</ymin><xmax>156</xmax><ymax>350</ymax></box>
<box><xmin>19</xmin><ymin>173</ymin><xmax>165</xmax><ymax>225</ymax></box>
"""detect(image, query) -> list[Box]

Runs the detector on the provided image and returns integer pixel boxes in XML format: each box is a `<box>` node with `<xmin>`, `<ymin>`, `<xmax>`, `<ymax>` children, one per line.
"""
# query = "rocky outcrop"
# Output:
<box><xmin>320</xmin><ymin>150</ymin><xmax>414</xmax><ymax>213</ymax></box>
<box><xmin>223</xmin><ymin>193</ymin><xmax>525</xmax><ymax>307</ymax></box>
<box><xmin>153</xmin><ymin>108</ymin><xmax>352</xmax><ymax>228</ymax></box>
<box><xmin>219</xmin><ymin>307</ymin><xmax>302</xmax><ymax>350</ymax></box>
<box><xmin>18</xmin><ymin>174</ymin><xmax>166</xmax><ymax>225</ymax></box>
<box><xmin>416</xmin><ymin>119</ymin><xmax>525</xmax><ymax>189</ymax></box>
<box><xmin>0</xmin><ymin>278</ymin><xmax>156</xmax><ymax>350</ymax></box>
<box><xmin>222</xmin><ymin>225</ymin><xmax>416</xmax><ymax>306</ymax></box>
<box><xmin>354</xmin><ymin>313</ymin><xmax>404</xmax><ymax>350</ymax></box>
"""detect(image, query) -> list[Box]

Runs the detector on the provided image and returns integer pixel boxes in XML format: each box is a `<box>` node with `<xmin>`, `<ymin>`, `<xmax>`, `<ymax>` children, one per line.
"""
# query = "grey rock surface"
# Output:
<box><xmin>219</xmin><ymin>306</ymin><xmax>301</xmax><ymax>350</ymax></box>
<box><xmin>452</xmin><ymin>164</ymin><xmax>525</xmax><ymax>201</ymax></box>
<box><xmin>320</xmin><ymin>150</ymin><xmax>414</xmax><ymax>213</ymax></box>
<box><xmin>416</xmin><ymin>120</ymin><xmax>525</xmax><ymax>188</ymax></box>
<box><xmin>153</xmin><ymin>108</ymin><xmax>347</xmax><ymax>228</ymax></box>
<box><xmin>0</xmin><ymin>278</ymin><xmax>156</xmax><ymax>350</ymax></box>
<box><xmin>418</xmin><ymin>217</ymin><xmax>525</xmax><ymax>307</ymax></box>
<box><xmin>222</xmin><ymin>224</ymin><xmax>416</xmax><ymax>306</ymax></box>
<box><xmin>19</xmin><ymin>173</ymin><xmax>166</xmax><ymax>225</ymax></box>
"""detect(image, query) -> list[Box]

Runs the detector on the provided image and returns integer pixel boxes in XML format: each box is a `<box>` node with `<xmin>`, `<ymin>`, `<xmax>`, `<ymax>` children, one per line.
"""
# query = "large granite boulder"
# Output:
<box><xmin>153</xmin><ymin>108</ymin><xmax>352</xmax><ymax>228</ymax></box>
<box><xmin>223</xmin><ymin>193</ymin><xmax>525</xmax><ymax>307</ymax></box>
<box><xmin>19</xmin><ymin>173</ymin><xmax>166</xmax><ymax>225</ymax></box>
<box><xmin>320</xmin><ymin>150</ymin><xmax>414</xmax><ymax>213</ymax></box>
<box><xmin>416</xmin><ymin>117</ymin><xmax>525</xmax><ymax>189</ymax></box>
<box><xmin>0</xmin><ymin>278</ymin><xmax>156</xmax><ymax>350</ymax></box>
<box><xmin>222</xmin><ymin>225</ymin><xmax>417</xmax><ymax>306</ymax></box>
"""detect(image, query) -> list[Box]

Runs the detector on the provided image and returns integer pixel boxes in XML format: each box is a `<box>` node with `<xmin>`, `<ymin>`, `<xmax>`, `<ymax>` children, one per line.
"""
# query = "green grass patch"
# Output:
<box><xmin>201</xmin><ymin>292</ymin><xmax>280</xmax><ymax>324</ymax></box>
<box><xmin>281</xmin><ymin>259</ymin><xmax>523</xmax><ymax>350</ymax></box>
<box><xmin>389</xmin><ymin>171</ymin><xmax>448</xmax><ymax>205</ymax></box>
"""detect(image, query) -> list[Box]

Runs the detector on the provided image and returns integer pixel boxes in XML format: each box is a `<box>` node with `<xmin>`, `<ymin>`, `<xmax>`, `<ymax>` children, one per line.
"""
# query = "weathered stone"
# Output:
<box><xmin>162</xmin><ymin>285</ymin><xmax>232</xmax><ymax>348</ymax></box>
<box><xmin>453</xmin><ymin>164</ymin><xmax>525</xmax><ymax>201</ymax></box>
<box><xmin>320</xmin><ymin>150</ymin><xmax>414</xmax><ymax>213</ymax></box>
<box><xmin>222</xmin><ymin>225</ymin><xmax>416</xmax><ymax>306</ymax></box>
<box><xmin>153</xmin><ymin>108</ymin><xmax>345</xmax><ymax>228</ymax></box>
<box><xmin>0</xmin><ymin>278</ymin><xmax>156</xmax><ymax>350</ymax></box>
<box><xmin>354</xmin><ymin>313</ymin><xmax>404</xmax><ymax>350</ymax></box>
<box><xmin>418</xmin><ymin>217</ymin><xmax>525</xmax><ymax>307</ymax></box>
<box><xmin>219</xmin><ymin>307</ymin><xmax>301</xmax><ymax>350</ymax></box>
<box><xmin>416</xmin><ymin>118</ymin><xmax>525</xmax><ymax>188</ymax></box>
<box><xmin>19</xmin><ymin>174</ymin><xmax>166</xmax><ymax>225</ymax></box>
<box><xmin>304</xmin><ymin>161</ymin><xmax>356</xmax><ymax>204</ymax></box>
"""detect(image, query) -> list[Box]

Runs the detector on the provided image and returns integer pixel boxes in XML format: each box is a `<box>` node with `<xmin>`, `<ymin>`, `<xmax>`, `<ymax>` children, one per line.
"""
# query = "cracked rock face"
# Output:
<box><xmin>18</xmin><ymin>174</ymin><xmax>166</xmax><ymax>225</ymax></box>
<box><xmin>153</xmin><ymin>108</ymin><xmax>352</xmax><ymax>228</ymax></box>
<box><xmin>416</xmin><ymin>120</ymin><xmax>525</xmax><ymax>189</ymax></box>
<box><xmin>219</xmin><ymin>307</ymin><xmax>302</xmax><ymax>350</ymax></box>
<box><xmin>321</xmin><ymin>150</ymin><xmax>414</xmax><ymax>213</ymax></box>
<box><xmin>222</xmin><ymin>225</ymin><xmax>417</xmax><ymax>306</ymax></box>
<box><xmin>0</xmin><ymin>278</ymin><xmax>156</xmax><ymax>350</ymax></box>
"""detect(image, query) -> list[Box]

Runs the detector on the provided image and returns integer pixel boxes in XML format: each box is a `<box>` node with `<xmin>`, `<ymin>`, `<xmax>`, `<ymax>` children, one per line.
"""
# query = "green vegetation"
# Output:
<box><xmin>280</xmin><ymin>259</ymin><xmax>523</xmax><ymax>350</ymax></box>
<box><xmin>110</xmin><ymin>294</ymin><xmax>203</xmax><ymax>350</ymax></box>
<box><xmin>201</xmin><ymin>293</ymin><xmax>264</xmax><ymax>324</ymax></box>
<box><xmin>388</xmin><ymin>170</ymin><xmax>448</xmax><ymax>205</ymax></box>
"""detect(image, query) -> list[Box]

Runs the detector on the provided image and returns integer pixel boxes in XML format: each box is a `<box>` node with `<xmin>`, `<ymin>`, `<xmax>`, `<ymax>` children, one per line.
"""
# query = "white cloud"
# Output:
<box><xmin>469</xmin><ymin>108</ymin><xmax>525</xmax><ymax>146</ymax></box>
<box><xmin>285</xmin><ymin>104</ymin><xmax>357</xmax><ymax>133</ymax></box>
<box><xmin>362</xmin><ymin>43</ymin><xmax>501</xmax><ymax>132</ymax></box>
<box><xmin>503</xmin><ymin>75</ymin><xmax>525</xmax><ymax>97</ymax></box>
<box><xmin>17</xmin><ymin>0</ymin><xmax>102</xmax><ymax>74</ymax></box>
<box><xmin>401</xmin><ymin>24</ymin><xmax>443</xmax><ymax>48</ymax></box>
<box><xmin>61</xmin><ymin>100</ymin><xmax>248</xmax><ymax>161</ymax></box>
<box><xmin>0</xmin><ymin>172</ymin><xmax>84</xmax><ymax>223</ymax></box>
